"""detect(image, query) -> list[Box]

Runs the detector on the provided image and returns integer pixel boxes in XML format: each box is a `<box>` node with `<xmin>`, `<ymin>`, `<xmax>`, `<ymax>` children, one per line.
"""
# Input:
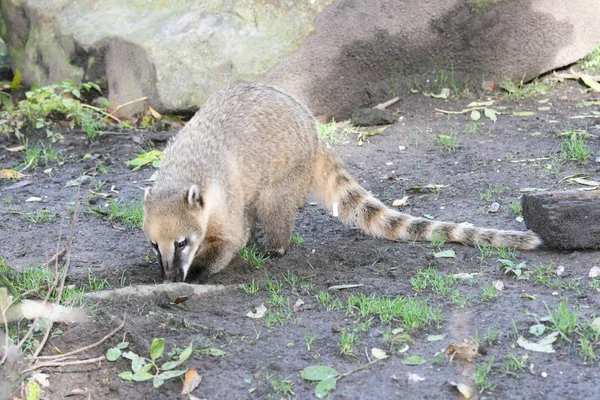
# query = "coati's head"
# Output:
<box><xmin>143</xmin><ymin>184</ymin><xmax>209</xmax><ymax>282</ymax></box>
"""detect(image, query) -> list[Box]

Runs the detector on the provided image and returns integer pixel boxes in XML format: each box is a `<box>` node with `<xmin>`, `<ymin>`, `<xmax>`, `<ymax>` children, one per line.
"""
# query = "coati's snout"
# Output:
<box><xmin>143</xmin><ymin>185</ymin><xmax>209</xmax><ymax>282</ymax></box>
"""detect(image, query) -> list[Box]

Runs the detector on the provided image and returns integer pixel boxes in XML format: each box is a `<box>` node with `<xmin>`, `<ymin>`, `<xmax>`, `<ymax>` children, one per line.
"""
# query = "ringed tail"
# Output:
<box><xmin>312</xmin><ymin>147</ymin><xmax>542</xmax><ymax>251</ymax></box>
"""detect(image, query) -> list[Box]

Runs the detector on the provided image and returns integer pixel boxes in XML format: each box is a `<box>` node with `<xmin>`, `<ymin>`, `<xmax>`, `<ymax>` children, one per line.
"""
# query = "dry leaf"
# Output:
<box><xmin>447</xmin><ymin>379</ymin><xmax>474</xmax><ymax>399</ymax></box>
<box><xmin>246</xmin><ymin>304</ymin><xmax>267</xmax><ymax>319</ymax></box>
<box><xmin>589</xmin><ymin>266</ymin><xmax>600</xmax><ymax>278</ymax></box>
<box><xmin>371</xmin><ymin>348</ymin><xmax>389</xmax><ymax>360</ymax></box>
<box><xmin>555</xmin><ymin>266</ymin><xmax>565</xmax><ymax>276</ymax></box>
<box><xmin>172</xmin><ymin>296</ymin><xmax>189</xmax><ymax>304</ymax></box>
<box><xmin>392</xmin><ymin>196</ymin><xmax>409</xmax><ymax>207</ymax></box>
<box><xmin>181</xmin><ymin>370</ymin><xmax>202</xmax><ymax>395</ymax></box>
<box><xmin>494</xmin><ymin>281</ymin><xmax>504</xmax><ymax>291</ymax></box>
<box><xmin>517</xmin><ymin>331</ymin><xmax>558</xmax><ymax>353</ymax></box>
<box><xmin>407</xmin><ymin>373</ymin><xmax>425</xmax><ymax>382</ymax></box>
<box><xmin>444</xmin><ymin>341</ymin><xmax>478</xmax><ymax>362</ymax></box>
<box><xmin>5</xmin><ymin>145</ymin><xmax>24</xmax><ymax>152</ymax></box>
<box><xmin>147</xmin><ymin>105</ymin><xmax>163</xmax><ymax>119</ymax></box>
<box><xmin>293</xmin><ymin>298</ymin><xmax>305</xmax><ymax>313</ymax></box>
<box><xmin>0</xmin><ymin>169</ymin><xmax>24</xmax><ymax>179</ymax></box>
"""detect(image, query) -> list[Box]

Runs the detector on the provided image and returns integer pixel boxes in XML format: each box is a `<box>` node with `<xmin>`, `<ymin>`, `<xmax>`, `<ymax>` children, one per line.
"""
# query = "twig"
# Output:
<box><xmin>81</xmin><ymin>104</ymin><xmax>122</xmax><ymax>124</ymax></box>
<box><xmin>373</xmin><ymin>96</ymin><xmax>400</xmax><ymax>110</ymax></box>
<box><xmin>30</xmin><ymin>314</ymin><xmax>126</xmax><ymax>361</ymax></box>
<box><xmin>22</xmin><ymin>355</ymin><xmax>105</xmax><ymax>374</ymax></box>
<box><xmin>42</xmin><ymin>249</ymin><xmax>66</xmax><ymax>269</ymax></box>
<box><xmin>109</xmin><ymin>97</ymin><xmax>148</xmax><ymax>116</ymax></box>
<box><xmin>32</xmin><ymin>191</ymin><xmax>84</xmax><ymax>359</ymax></box>
<box><xmin>0</xmin><ymin>295</ymin><xmax>17</xmax><ymax>366</ymax></box>
<box><xmin>509</xmin><ymin>157</ymin><xmax>552</xmax><ymax>163</ymax></box>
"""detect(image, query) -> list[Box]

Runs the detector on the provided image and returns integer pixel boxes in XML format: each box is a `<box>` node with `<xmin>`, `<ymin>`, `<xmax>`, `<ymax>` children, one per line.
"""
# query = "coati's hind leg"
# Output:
<box><xmin>258</xmin><ymin>180</ymin><xmax>308</xmax><ymax>256</ymax></box>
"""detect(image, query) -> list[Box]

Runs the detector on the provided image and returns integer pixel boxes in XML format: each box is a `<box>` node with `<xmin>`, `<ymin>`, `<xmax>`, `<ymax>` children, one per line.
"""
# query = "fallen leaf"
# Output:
<box><xmin>484</xmin><ymin>107</ymin><xmax>497</xmax><ymax>122</ymax></box>
<box><xmin>402</xmin><ymin>355</ymin><xmax>426</xmax><ymax>365</ymax></box>
<box><xmin>31</xmin><ymin>373</ymin><xmax>50</xmax><ymax>387</ymax></box>
<box><xmin>433</xmin><ymin>249</ymin><xmax>456</xmax><ymax>259</ymax></box>
<box><xmin>589</xmin><ymin>266</ymin><xmax>600</xmax><ymax>278</ymax></box>
<box><xmin>406</xmin><ymin>184</ymin><xmax>448</xmax><ymax>193</ymax></box>
<box><xmin>293</xmin><ymin>298</ymin><xmax>305</xmax><ymax>312</ymax></box>
<box><xmin>470</xmin><ymin>110</ymin><xmax>481</xmax><ymax>121</ymax></box>
<box><xmin>65</xmin><ymin>175</ymin><xmax>92</xmax><ymax>187</ymax></box>
<box><xmin>246</xmin><ymin>304</ymin><xmax>267</xmax><ymax>319</ymax></box>
<box><xmin>426</xmin><ymin>334</ymin><xmax>446</xmax><ymax>342</ymax></box>
<box><xmin>407</xmin><ymin>373</ymin><xmax>425</xmax><ymax>382</ymax></box>
<box><xmin>147</xmin><ymin>105</ymin><xmax>163</xmax><ymax>119</ymax></box>
<box><xmin>371</xmin><ymin>348</ymin><xmax>389</xmax><ymax>360</ymax></box>
<box><xmin>512</xmin><ymin>111</ymin><xmax>536</xmax><ymax>117</ymax></box>
<box><xmin>328</xmin><ymin>284</ymin><xmax>362</xmax><ymax>290</ymax></box>
<box><xmin>590</xmin><ymin>317</ymin><xmax>600</xmax><ymax>333</ymax></box>
<box><xmin>538</xmin><ymin>106</ymin><xmax>551</xmax><ymax>111</ymax></box>
<box><xmin>487</xmin><ymin>202</ymin><xmax>500</xmax><ymax>213</ymax></box>
<box><xmin>494</xmin><ymin>281</ymin><xmax>504</xmax><ymax>291</ymax></box>
<box><xmin>431</xmin><ymin>88</ymin><xmax>450</xmax><ymax>99</ymax></box>
<box><xmin>25</xmin><ymin>197</ymin><xmax>42</xmax><ymax>202</ymax></box>
<box><xmin>580</xmin><ymin>74</ymin><xmax>600</xmax><ymax>92</ymax></box>
<box><xmin>444</xmin><ymin>341</ymin><xmax>478</xmax><ymax>362</ymax></box>
<box><xmin>181</xmin><ymin>370</ymin><xmax>202</xmax><ymax>395</ymax></box>
<box><xmin>172</xmin><ymin>296</ymin><xmax>189</xmax><ymax>304</ymax></box>
<box><xmin>0</xmin><ymin>169</ymin><xmax>24</xmax><ymax>179</ymax></box>
<box><xmin>555</xmin><ymin>265</ymin><xmax>565</xmax><ymax>276</ymax></box>
<box><xmin>467</xmin><ymin>100</ymin><xmax>495</xmax><ymax>107</ymax></box>
<box><xmin>300</xmin><ymin>365</ymin><xmax>339</xmax><ymax>381</ymax></box>
<box><xmin>5</xmin><ymin>145</ymin><xmax>24</xmax><ymax>152</ymax></box>
<box><xmin>392</xmin><ymin>196</ymin><xmax>409</xmax><ymax>207</ymax></box>
<box><xmin>517</xmin><ymin>331</ymin><xmax>559</xmax><ymax>353</ymax></box>
<box><xmin>447</xmin><ymin>379</ymin><xmax>473</xmax><ymax>399</ymax></box>
<box><xmin>452</xmin><ymin>272</ymin><xmax>482</xmax><ymax>280</ymax></box>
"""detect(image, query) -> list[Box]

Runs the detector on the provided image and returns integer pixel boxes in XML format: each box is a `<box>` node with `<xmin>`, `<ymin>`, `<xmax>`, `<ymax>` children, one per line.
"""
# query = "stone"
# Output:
<box><xmin>522</xmin><ymin>190</ymin><xmax>600</xmax><ymax>250</ymax></box>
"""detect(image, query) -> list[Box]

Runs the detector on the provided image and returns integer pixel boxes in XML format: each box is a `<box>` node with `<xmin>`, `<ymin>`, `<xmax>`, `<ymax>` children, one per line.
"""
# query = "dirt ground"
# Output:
<box><xmin>1</xmin><ymin>79</ymin><xmax>599</xmax><ymax>399</ymax></box>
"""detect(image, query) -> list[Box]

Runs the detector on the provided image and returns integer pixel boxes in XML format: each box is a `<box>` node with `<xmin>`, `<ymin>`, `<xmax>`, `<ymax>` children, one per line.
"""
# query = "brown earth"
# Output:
<box><xmin>1</xmin><ymin>79</ymin><xmax>599</xmax><ymax>399</ymax></box>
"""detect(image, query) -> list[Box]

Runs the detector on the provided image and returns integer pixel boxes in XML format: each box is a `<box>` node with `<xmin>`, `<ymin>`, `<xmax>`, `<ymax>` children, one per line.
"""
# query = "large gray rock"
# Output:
<box><xmin>1</xmin><ymin>0</ymin><xmax>599</xmax><ymax>119</ymax></box>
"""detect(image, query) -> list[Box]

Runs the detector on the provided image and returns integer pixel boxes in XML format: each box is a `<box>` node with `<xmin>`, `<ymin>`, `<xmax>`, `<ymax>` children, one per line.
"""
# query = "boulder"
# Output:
<box><xmin>1</xmin><ymin>0</ymin><xmax>599</xmax><ymax>119</ymax></box>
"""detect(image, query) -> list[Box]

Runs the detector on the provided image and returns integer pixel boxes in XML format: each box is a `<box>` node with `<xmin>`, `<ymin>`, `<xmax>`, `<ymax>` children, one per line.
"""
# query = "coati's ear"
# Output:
<box><xmin>186</xmin><ymin>184</ymin><xmax>204</xmax><ymax>208</ymax></box>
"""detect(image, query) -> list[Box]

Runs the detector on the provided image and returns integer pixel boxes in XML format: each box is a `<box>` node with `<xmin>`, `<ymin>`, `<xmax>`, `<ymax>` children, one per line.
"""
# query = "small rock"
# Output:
<box><xmin>488</xmin><ymin>202</ymin><xmax>500</xmax><ymax>213</ymax></box>
<box><xmin>25</xmin><ymin>197</ymin><xmax>42</xmax><ymax>202</ymax></box>
<box><xmin>541</xmin><ymin>372</ymin><xmax>548</xmax><ymax>378</ymax></box>
<box><xmin>351</xmin><ymin>108</ymin><xmax>395</xmax><ymax>126</ymax></box>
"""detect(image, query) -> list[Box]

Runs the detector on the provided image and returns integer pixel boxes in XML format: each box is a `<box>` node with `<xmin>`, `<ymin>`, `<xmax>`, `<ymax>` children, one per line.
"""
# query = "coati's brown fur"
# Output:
<box><xmin>143</xmin><ymin>83</ymin><xmax>542</xmax><ymax>282</ymax></box>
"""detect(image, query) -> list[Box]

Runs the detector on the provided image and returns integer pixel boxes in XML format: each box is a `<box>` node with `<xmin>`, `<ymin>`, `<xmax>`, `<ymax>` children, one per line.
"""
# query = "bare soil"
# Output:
<box><xmin>1</xmin><ymin>80</ymin><xmax>600</xmax><ymax>399</ymax></box>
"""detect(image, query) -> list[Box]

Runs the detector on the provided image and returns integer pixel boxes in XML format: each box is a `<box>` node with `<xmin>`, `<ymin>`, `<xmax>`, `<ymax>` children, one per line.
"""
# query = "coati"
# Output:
<box><xmin>143</xmin><ymin>83</ymin><xmax>541</xmax><ymax>282</ymax></box>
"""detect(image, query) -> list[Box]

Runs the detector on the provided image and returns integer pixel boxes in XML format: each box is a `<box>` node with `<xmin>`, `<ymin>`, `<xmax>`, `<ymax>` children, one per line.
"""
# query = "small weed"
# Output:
<box><xmin>544</xmin><ymin>298</ymin><xmax>580</xmax><ymax>341</ymax></box>
<box><xmin>305</xmin><ymin>332</ymin><xmax>316</xmax><ymax>351</ymax></box>
<box><xmin>498</xmin><ymin>258</ymin><xmax>528</xmax><ymax>278</ymax></box>
<box><xmin>319</xmin><ymin>118</ymin><xmax>337</xmax><ymax>144</ymax></box>
<box><xmin>481</xmin><ymin>282</ymin><xmax>498</xmax><ymax>301</ymax></box>
<box><xmin>465</xmin><ymin>120</ymin><xmax>480</xmax><ymax>136</ymax></box>
<box><xmin>106</xmin><ymin>338</ymin><xmax>192</xmax><ymax>388</ymax></box>
<box><xmin>503</xmin><ymin>353</ymin><xmax>528</xmax><ymax>376</ymax></box>
<box><xmin>92</xmin><ymin>198</ymin><xmax>143</xmax><ymax>228</ymax></box>
<box><xmin>450</xmin><ymin>289</ymin><xmax>471</xmax><ymax>307</ymax></box>
<box><xmin>339</xmin><ymin>331</ymin><xmax>360</xmax><ymax>355</ymax></box>
<box><xmin>497</xmin><ymin>247</ymin><xmax>517</xmax><ymax>260</ymax></box>
<box><xmin>505</xmin><ymin>200</ymin><xmax>521</xmax><ymax>215</ymax></box>
<box><xmin>12</xmin><ymin>208</ymin><xmax>57</xmax><ymax>224</ymax></box>
<box><xmin>282</xmin><ymin>270</ymin><xmax>298</xmax><ymax>288</ymax></box>
<box><xmin>473</xmin><ymin>356</ymin><xmax>496</xmax><ymax>393</ymax></box>
<box><xmin>270</xmin><ymin>376</ymin><xmax>295</xmax><ymax>397</ymax></box>
<box><xmin>477</xmin><ymin>243</ymin><xmax>494</xmax><ymax>264</ymax></box>
<box><xmin>240</xmin><ymin>245</ymin><xmax>269</xmax><ymax>269</ymax></box>
<box><xmin>560</xmin><ymin>130</ymin><xmax>591</xmax><ymax>164</ymax></box>
<box><xmin>429</xmin><ymin>230</ymin><xmax>446</xmax><ymax>251</ymax></box>
<box><xmin>87</xmin><ymin>268</ymin><xmax>110</xmax><ymax>291</ymax></box>
<box><xmin>291</xmin><ymin>234</ymin><xmax>304</xmax><ymax>246</ymax></box>
<box><xmin>502</xmin><ymin>76</ymin><xmax>549</xmax><ymax>100</ymax></box>
<box><xmin>265</xmin><ymin>273</ymin><xmax>283</xmax><ymax>295</ymax></box>
<box><xmin>316</xmin><ymin>291</ymin><xmax>343</xmax><ymax>311</ymax></box>
<box><xmin>437</xmin><ymin>130</ymin><xmax>460</xmax><ymax>152</ymax></box>
<box><xmin>479</xmin><ymin>184</ymin><xmax>505</xmax><ymax>201</ymax></box>
<box><xmin>242</xmin><ymin>279</ymin><xmax>260</xmax><ymax>295</ymax></box>
<box><xmin>581</xmin><ymin>42</ymin><xmax>600</xmax><ymax>71</ymax></box>
<box><xmin>266</xmin><ymin>306</ymin><xmax>292</xmax><ymax>327</ymax></box>
<box><xmin>579</xmin><ymin>337</ymin><xmax>597</xmax><ymax>363</ymax></box>
<box><xmin>410</xmin><ymin>265</ymin><xmax>454</xmax><ymax>297</ymax></box>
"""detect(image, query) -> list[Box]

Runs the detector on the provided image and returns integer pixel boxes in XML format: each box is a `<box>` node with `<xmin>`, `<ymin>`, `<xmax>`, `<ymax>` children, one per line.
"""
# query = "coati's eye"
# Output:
<box><xmin>176</xmin><ymin>239</ymin><xmax>187</xmax><ymax>249</ymax></box>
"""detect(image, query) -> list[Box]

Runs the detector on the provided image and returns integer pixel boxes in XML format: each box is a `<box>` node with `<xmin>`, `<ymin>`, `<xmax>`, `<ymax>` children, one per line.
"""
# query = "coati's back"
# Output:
<box><xmin>154</xmin><ymin>84</ymin><xmax>321</xmax><ymax>195</ymax></box>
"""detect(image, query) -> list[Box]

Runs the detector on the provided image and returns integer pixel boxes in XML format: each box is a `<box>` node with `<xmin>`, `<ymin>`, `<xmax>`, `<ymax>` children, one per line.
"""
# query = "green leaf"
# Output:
<box><xmin>529</xmin><ymin>324</ymin><xmax>546</xmax><ymax>337</ymax></box>
<box><xmin>125</xmin><ymin>150</ymin><xmax>164</xmax><ymax>171</ymax></box>
<box><xmin>300</xmin><ymin>365</ymin><xmax>339</xmax><ymax>381</ymax></box>
<box><xmin>150</xmin><ymin>338</ymin><xmax>165</xmax><ymax>361</ymax></box>
<box><xmin>153</xmin><ymin>375</ymin><xmax>165</xmax><ymax>388</ymax></box>
<box><xmin>106</xmin><ymin>347</ymin><xmax>121</xmax><ymax>361</ymax></box>
<box><xmin>470</xmin><ymin>110</ymin><xmax>481</xmax><ymax>121</ymax></box>
<box><xmin>160</xmin><ymin>361</ymin><xmax>180</xmax><ymax>371</ymax></box>
<box><xmin>26</xmin><ymin>380</ymin><xmax>40</xmax><ymax>400</ymax></box>
<box><xmin>179</xmin><ymin>342</ymin><xmax>193</xmax><ymax>362</ymax></box>
<box><xmin>132</xmin><ymin>371</ymin><xmax>154</xmax><ymax>382</ymax></box>
<box><xmin>581</xmin><ymin>75</ymin><xmax>600</xmax><ymax>92</ymax></box>
<box><xmin>426</xmin><ymin>334</ymin><xmax>447</xmax><ymax>342</ymax></box>
<box><xmin>117</xmin><ymin>342</ymin><xmax>129</xmax><ymax>349</ymax></box>
<box><xmin>131</xmin><ymin>355</ymin><xmax>146</xmax><ymax>373</ymax></box>
<box><xmin>484</xmin><ymin>108</ymin><xmax>497</xmax><ymax>122</ymax></box>
<box><xmin>122</xmin><ymin>351</ymin><xmax>137</xmax><ymax>360</ymax></box>
<box><xmin>156</xmin><ymin>369</ymin><xmax>187</xmax><ymax>380</ymax></box>
<box><xmin>118</xmin><ymin>371</ymin><xmax>134</xmax><ymax>381</ymax></box>
<box><xmin>161</xmin><ymin>342</ymin><xmax>194</xmax><ymax>370</ymax></box>
<box><xmin>402</xmin><ymin>355</ymin><xmax>427</xmax><ymax>365</ymax></box>
<box><xmin>208</xmin><ymin>348</ymin><xmax>226</xmax><ymax>357</ymax></box>
<box><xmin>315</xmin><ymin>377</ymin><xmax>337</xmax><ymax>398</ymax></box>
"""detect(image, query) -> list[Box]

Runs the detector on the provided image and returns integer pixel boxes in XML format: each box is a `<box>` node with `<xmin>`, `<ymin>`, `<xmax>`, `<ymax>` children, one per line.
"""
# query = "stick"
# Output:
<box><xmin>42</xmin><ymin>249</ymin><xmax>66</xmax><ymax>269</ymax></box>
<box><xmin>30</xmin><ymin>314</ymin><xmax>126</xmax><ymax>361</ymax></box>
<box><xmin>22</xmin><ymin>355</ymin><xmax>105</xmax><ymax>374</ymax></box>
<box><xmin>81</xmin><ymin>104</ymin><xmax>122</xmax><ymax>124</ymax></box>
<box><xmin>373</xmin><ymin>96</ymin><xmax>400</xmax><ymax>110</ymax></box>
<box><xmin>109</xmin><ymin>97</ymin><xmax>148</xmax><ymax>116</ymax></box>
